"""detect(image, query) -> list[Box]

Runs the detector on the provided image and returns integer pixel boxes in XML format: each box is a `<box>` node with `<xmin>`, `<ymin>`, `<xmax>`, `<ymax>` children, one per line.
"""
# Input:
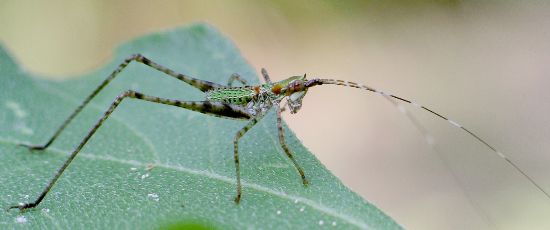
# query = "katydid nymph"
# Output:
<box><xmin>8</xmin><ymin>54</ymin><xmax>550</xmax><ymax>211</ymax></box>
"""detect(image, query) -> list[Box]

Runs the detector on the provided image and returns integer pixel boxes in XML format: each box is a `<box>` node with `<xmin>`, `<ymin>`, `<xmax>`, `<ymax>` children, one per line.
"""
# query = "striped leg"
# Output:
<box><xmin>279</xmin><ymin>100</ymin><xmax>289</xmax><ymax>113</ymax></box>
<box><xmin>276</xmin><ymin>105</ymin><xmax>308</xmax><ymax>186</ymax></box>
<box><xmin>227</xmin><ymin>73</ymin><xmax>248</xmax><ymax>87</ymax></box>
<box><xmin>227</xmin><ymin>68</ymin><xmax>271</xmax><ymax>88</ymax></box>
<box><xmin>9</xmin><ymin>90</ymin><xmax>249</xmax><ymax>211</ymax></box>
<box><xmin>261</xmin><ymin>68</ymin><xmax>272</xmax><ymax>84</ymax></box>
<box><xmin>233</xmin><ymin>112</ymin><xmax>268</xmax><ymax>203</ymax></box>
<box><xmin>20</xmin><ymin>54</ymin><xmax>224</xmax><ymax>151</ymax></box>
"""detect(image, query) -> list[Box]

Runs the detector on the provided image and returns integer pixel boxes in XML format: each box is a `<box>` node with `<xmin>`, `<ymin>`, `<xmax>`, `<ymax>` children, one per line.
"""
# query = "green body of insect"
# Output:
<box><xmin>206</xmin><ymin>87</ymin><xmax>258</xmax><ymax>105</ymax></box>
<box><xmin>205</xmin><ymin>75</ymin><xmax>308</xmax><ymax>117</ymax></box>
<box><xmin>9</xmin><ymin>54</ymin><xmax>549</xmax><ymax>212</ymax></box>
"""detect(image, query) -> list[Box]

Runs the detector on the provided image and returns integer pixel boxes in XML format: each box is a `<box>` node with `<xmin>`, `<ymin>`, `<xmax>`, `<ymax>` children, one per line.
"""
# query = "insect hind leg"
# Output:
<box><xmin>130</xmin><ymin>54</ymin><xmax>224</xmax><ymax>92</ymax></box>
<box><xmin>8</xmin><ymin>90</ymin><xmax>250</xmax><ymax>211</ymax></box>
<box><xmin>18</xmin><ymin>54</ymin><xmax>223</xmax><ymax>153</ymax></box>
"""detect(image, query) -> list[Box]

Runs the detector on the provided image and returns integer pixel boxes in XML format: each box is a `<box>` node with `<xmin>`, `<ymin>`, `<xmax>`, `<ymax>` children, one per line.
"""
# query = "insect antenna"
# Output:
<box><xmin>305</xmin><ymin>78</ymin><xmax>550</xmax><ymax>200</ymax></box>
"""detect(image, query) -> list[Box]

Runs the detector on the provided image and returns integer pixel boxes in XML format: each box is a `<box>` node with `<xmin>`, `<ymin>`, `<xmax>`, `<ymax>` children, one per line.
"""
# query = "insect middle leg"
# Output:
<box><xmin>276</xmin><ymin>105</ymin><xmax>308</xmax><ymax>186</ymax></box>
<box><xmin>20</xmin><ymin>54</ymin><xmax>224</xmax><ymax>151</ymax></box>
<box><xmin>227</xmin><ymin>73</ymin><xmax>248</xmax><ymax>87</ymax></box>
<box><xmin>9</xmin><ymin>90</ymin><xmax>249</xmax><ymax>211</ymax></box>
<box><xmin>227</xmin><ymin>68</ymin><xmax>272</xmax><ymax>88</ymax></box>
<box><xmin>232</xmin><ymin>112</ymin><xmax>267</xmax><ymax>203</ymax></box>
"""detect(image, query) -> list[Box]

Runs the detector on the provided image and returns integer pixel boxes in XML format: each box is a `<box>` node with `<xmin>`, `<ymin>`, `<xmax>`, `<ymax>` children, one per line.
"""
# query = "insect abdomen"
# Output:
<box><xmin>206</xmin><ymin>88</ymin><xmax>255</xmax><ymax>105</ymax></box>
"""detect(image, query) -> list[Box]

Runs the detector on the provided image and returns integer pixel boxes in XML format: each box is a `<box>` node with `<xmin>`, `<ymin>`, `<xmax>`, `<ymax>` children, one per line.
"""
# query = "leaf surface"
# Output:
<box><xmin>0</xmin><ymin>24</ymin><xmax>400</xmax><ymax>229</ymax></box>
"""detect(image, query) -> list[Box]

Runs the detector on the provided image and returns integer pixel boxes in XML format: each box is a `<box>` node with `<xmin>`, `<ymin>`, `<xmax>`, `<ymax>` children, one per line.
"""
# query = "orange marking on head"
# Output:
<box><xmin>271</xmin><ymin>84</ymin><xmax>282</xmax><ymax>95</ymax></box>
<box><xmin>254</xmin><ymin>86</ymin><xmax>260</xmax><ymax>95</ymax></box>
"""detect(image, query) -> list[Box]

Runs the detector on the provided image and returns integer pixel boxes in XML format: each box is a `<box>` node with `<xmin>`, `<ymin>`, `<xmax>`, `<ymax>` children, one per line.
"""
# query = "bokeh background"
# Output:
<box><xmin>2</xmin><ymin>1</ymin><xmax>550</xmax><ymax>229</ymax></box>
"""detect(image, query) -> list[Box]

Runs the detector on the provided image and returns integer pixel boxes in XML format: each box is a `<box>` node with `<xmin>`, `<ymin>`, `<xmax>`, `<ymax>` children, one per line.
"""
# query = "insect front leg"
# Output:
<box><xmin>276</xmin><ymin>105</ymin><xmax>308</xmax><ymax>186</ymax></box>
<box><xmin>19</xmin><ymin>54</ymin><xmax>223</xmax><ymax>152</ymax></box>
<box><xmin>261</xmin><ymin>68</ymin><xmax>272</xmax><ymax>84</ymax></box>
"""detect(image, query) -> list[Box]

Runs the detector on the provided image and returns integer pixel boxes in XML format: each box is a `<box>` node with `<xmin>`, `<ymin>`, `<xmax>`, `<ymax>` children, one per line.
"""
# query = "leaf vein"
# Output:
<box><xmin>0</xmin><ymin>138</ymin><xmax>368</xmax><ymax>229</ymax></box>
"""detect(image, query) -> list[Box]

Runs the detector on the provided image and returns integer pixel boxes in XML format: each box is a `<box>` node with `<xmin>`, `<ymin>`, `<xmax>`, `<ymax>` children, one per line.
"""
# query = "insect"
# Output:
<box><xmin>8</xmin><ymin>54</ymin><xmax>550</xmax><ymax>211</ymax></box>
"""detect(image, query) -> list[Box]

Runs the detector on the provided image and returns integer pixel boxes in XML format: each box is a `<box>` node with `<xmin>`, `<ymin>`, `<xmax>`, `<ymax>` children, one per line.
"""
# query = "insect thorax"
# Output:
<box><xmin>206</xmin><ymin>85</ymin><xmax>281</xmax><ymax>116</ymax></box>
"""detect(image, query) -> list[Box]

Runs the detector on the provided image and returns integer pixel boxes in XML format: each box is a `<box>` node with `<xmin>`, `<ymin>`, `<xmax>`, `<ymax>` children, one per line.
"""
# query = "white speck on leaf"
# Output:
<box><xmin>299</xmin><ymin>207</ymin><xmax>305</xmax><ymax>212</ymax></box>
<box><xmin>14</xmin><ymin>123</ymin><xmax>33</xmax><ymax>135</ymax></box>
<box><xmin>15</xmin><ymin>216</ymin><xmax>27</xmax><ymax>224</ymax></box>
<box><xmin>319</xmin><ymin>220</ymin><xmax>324</xmax><ymax>225</ymax></box>
<box><xmin>332</xmin><ymin>221</ymin><xmax>337</xmax><ymax>226</ymax></box>
<box><xmin>130</xmin><ymin>167</ymin><xmax>137</xmax><ymax>171</ymax></box>
<box><xmin>294</xmin><ymin>199</ymin><xmax>299</xmax><ymax>204</ymax></box>
<box><xmin>276</xmin><ymin>210</ymin><xmax>281</xmax><ymax>215</ymax></box>
<box><xmin>141</xmin><ymin>173</ymin><xmax>150</xmax><ymax>179</ymax></box>
<box><xmin>42</xmin><ymin>208</ymin><xmax>50</xmax><ymax>213</ymax></box>
<box><xmin>147</xmin><ymin>193</ymin><xmax>159</xmax><ymax>201</ymax></box>
<box><xmin>5</xmin><ymin>101</ymin><xmax>34</xmax><ymax>135</ymax></box>
<box><xmin>5</xmin><ymin>101</ymin><xmax>27</xmax><ymax>118</ymax></box>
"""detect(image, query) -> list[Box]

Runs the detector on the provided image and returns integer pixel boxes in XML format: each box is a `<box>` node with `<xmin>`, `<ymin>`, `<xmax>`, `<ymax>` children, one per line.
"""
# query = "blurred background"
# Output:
<box><xmin>2</xmin><ymin>1</ymin><xmax>550</xmax><ymax>229</ymax></box>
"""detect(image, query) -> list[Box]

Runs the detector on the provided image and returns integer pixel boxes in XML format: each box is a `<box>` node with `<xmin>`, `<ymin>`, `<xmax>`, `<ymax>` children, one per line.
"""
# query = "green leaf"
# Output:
<box><xmin>0</xmin><ymin>24</ymin><xmax>401</xmax><ymax>229</ymax></box>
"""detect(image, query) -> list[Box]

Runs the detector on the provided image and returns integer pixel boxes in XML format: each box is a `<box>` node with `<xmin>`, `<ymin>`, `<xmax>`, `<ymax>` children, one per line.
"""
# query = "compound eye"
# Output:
<box><xmin>291</xmin><ymin>80</ymin><xmax>304</xmax><ymax>91</ymax></box>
